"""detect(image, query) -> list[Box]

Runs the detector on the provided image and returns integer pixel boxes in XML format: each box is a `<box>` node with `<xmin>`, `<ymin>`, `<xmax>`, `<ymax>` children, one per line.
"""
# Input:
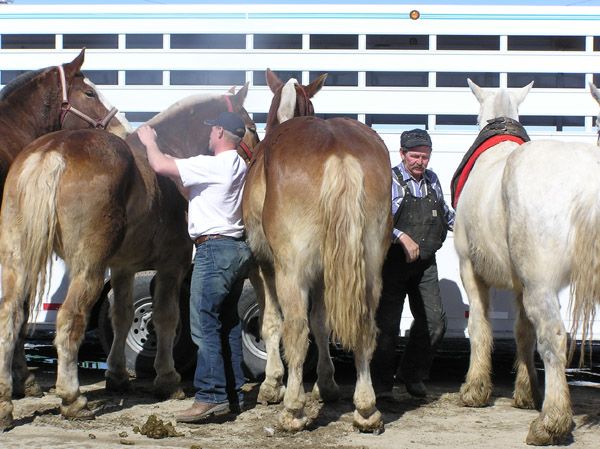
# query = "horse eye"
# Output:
<box><xmin>84</xmin><ymin>90</ymin><xmax>96</xmax><ymax>98</ymax></box>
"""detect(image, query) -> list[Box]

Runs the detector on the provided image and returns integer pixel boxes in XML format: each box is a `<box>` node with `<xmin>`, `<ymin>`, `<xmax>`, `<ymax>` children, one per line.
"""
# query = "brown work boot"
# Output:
<box><xmin>175</xmin><ymin>401</ymin><xmax>230</xmax><ymax>423</ymax></box>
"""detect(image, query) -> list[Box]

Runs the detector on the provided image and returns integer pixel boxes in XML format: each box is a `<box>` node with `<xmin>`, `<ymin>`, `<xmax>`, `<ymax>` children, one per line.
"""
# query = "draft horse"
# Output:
<box><xmin>453</xmin><ymin>79</ymin><xmax>600</xmax><ymax>445</ymax></box>
<box><xmin>243</xmin><ymin>70</ymin><xmax>391</xmax><ymax>432</ymax></box>
<box><xmin>0</xmin><ymin>49</ymin><xmax>130</xmax><ymax>399</ymax></box>
<box><xmin>0</xmin><ymin>85</ymin><xmax>258</xmax><ymax>428</ymax></box>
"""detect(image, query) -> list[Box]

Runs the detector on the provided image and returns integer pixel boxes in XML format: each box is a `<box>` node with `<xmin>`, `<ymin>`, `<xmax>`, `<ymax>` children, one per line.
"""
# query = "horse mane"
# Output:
<box><xmin>0</xmin><ymin>68</ymin><xmax>46</xmax><ymax>101</ymax></box>
<box><xmin>146</xmin><ymin>93</ymin><xmax>221</xmax><ymax>127</ymax></box>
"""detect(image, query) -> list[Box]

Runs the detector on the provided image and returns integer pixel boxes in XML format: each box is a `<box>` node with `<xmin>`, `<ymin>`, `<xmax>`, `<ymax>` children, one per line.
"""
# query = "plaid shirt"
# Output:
<box><xmin>391</xmin><ymin>162</ymin><xmax>455</xmax><ymax>241</ymax></box>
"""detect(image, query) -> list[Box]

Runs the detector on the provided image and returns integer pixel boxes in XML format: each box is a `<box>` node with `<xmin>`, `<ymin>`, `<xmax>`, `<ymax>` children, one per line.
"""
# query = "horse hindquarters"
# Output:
<box><xmin>14</xmin><ymin>131</ymin><xmax>131</xmax><ymax>420</ymax></box>
<box><xmin>502</xmin><ymin>143</ymin><xmax>590</xmax><ymax>445</ymax></box>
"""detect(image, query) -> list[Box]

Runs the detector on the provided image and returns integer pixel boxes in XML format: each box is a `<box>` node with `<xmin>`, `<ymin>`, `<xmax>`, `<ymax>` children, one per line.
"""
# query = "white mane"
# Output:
<box><xmin>147</xmin><ymin>93</ymin><xmax>221</xmax><ymax>126</ymax></box>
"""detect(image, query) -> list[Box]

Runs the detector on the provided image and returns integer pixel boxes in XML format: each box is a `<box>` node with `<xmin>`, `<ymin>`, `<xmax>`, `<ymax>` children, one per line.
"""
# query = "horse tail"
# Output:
<box><xmin>569</xmin><ymin>194</ymin><xmax>600</xmax><ymax>365</ymax></box>
<box><xmin>16</xmin><ymin>151</ymin><xmax>66</xmax><ymax>317</ymax></box>
<box><xmin>320</xmin><ymin>155</ymin><xmax>372</xmax><ymax>351</ymax></box>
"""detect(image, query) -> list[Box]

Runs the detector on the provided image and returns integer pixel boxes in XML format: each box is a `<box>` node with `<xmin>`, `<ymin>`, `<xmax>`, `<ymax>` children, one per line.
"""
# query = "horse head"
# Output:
<box><xmin>0</xmin><ymin>49</ymin><xmax>131</xmax><ymax>139</ymax></box>
<box><xmin>264</xmin><ymin>68</ymin><xmax>327</xmax><ymax>133</ymax></box>
<box><xmin>467</xmin><ymin>78</ymin><xmax>533</xmax><ymax>129</ymax></box>
<box><xmin>590</xmin><ymin>82</ymin><xmax>600</xmax><ymax>145</ymax></box>
<box><xmin>138</xmin><ymin>83</ymin><xmax>257</xmax><ymax>160</ymax></box>
<box><xmin>59</xmin><ymin>50</ymin><xmax>132</xmax><ymax>138</ymax></box>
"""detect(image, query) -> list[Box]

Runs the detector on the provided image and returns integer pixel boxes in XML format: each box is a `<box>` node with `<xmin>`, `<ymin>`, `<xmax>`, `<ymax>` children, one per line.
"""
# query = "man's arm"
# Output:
<box><xmin>137</xmin><ymin>125</ymin><xmax>181</xmax><ymax>180</ymax></box>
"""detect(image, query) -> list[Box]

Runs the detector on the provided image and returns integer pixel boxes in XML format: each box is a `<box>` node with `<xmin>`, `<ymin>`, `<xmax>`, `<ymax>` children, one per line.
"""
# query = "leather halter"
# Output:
<box><xmin>57</xmin><ymin>65</ymin><xmax>118</xmax><ymax>129</ymax></box>
<box><xmin>224</xmin><ymin>94</ymin><xmax>253</xmax><ymax>162</ymax></box>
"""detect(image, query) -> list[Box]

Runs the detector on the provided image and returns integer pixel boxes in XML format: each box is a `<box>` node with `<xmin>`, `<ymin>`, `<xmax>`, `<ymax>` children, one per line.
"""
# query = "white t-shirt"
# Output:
<box><xmin>175</xmin><ymin>150</ymin><xmax>247</xmax><ymax>239</ymax></box>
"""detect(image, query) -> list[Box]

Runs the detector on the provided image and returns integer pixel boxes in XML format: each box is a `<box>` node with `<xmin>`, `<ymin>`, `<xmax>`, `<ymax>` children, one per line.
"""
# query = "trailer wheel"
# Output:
<box><xmin>98</xmin><ymin>271</ymin><xmax>196</xmax><ymax>378</ymax></box>
<box><xmin>238</xmin><ymin>280</ymin><xmax>267</xmax><ymax>380</ymax></box>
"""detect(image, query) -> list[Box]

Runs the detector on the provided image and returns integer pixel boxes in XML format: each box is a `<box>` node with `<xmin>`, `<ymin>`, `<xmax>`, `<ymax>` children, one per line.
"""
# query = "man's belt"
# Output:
<box><xmin>194</xmin><ymin>234</ymin><xmax>244</xmax><ymax>245</ymax></box>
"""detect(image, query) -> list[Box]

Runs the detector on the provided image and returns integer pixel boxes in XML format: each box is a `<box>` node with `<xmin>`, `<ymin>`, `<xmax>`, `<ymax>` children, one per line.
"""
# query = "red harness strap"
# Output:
<box><xmin>452</xmin><ymin>134</ymin><xmax>526</xmax><ymax>209</ymax></box>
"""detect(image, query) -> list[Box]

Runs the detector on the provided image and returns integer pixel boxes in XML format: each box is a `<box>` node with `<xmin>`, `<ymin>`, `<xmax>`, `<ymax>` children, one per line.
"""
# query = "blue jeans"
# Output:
<box><xmin>190</xmin><ymin>237</ymin><xmax>252</xmax><ymax>406</ymax></box>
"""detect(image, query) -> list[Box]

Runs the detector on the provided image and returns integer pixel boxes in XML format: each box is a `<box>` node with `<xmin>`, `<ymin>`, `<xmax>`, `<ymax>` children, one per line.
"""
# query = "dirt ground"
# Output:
<box><xmin>0</xmin><ymin>353</ymin><xmax>598</xmax><ymax>449</ymax></box>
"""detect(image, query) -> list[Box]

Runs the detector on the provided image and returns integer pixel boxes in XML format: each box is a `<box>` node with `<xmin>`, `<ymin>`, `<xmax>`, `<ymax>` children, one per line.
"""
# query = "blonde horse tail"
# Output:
<box><xmin>16</xmin><ymin>151</ymin><xmax>66</xmax><ymax>318</ymax></box>
<box><xmin>320</xmin><ymin>155</ymin><xmax>372</xmax><ymax>351</ymax></box>
<box><xmin>569</xmin><ymin>195</ymin><xmax>600</xmax><ymax>366</ymax></box>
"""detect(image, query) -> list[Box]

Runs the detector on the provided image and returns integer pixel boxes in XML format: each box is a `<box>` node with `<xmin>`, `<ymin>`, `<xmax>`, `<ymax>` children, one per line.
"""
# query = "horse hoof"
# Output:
<box><xmin>61</xmin><ymin>396</ymin><xmax>95</xmax><ymax>420</ymax></box>
<box><xmin>23</xmin><ymin>379</ymin><xmax>43</xmax><ymax>398</ymax></box>
<box><xmin>105</xmin><ymin>374</ymin><xmax>131</xmax><ymax>393</ymax></box>
<box><xmin>0</xmin><ymin>408</ymin><xmax>14</xmax><ymax>432</ymax></box>
<box><xmin>154</xmin><ymin>384</ymin><xmax>185</xmax><ymax>401</ymax></box>
<box><xmin>352</xmin><ymin>407</ymin><xmax>384</xmax><ymax>434</ymax></box>
<box><xmin>459</xmin><ymin>381</ymin><xmax>491</xmax><ymax>407</ymax></box>
<box><xmin>512</xmin><ymin>395</ymin><xmax>537</xmax><ymax>410</ymax></box>
<box><xmin>278</xmin><ymin>408</ymin><xmax>308</xmax><ymax>432</ymax></box>
<box><xmin>525</xmin><ymin>414</ymin><xmax>573</xmax><ymax>446</ymax></box>
<box><xmin>312</xmin><ymin>382</ymin><xmax>340</xmax><ymax>403</ymax></box>
<box><xmin>258</xmin><ymin>382</ymin><xmax>285</xmax><ymax>404</ymax></box>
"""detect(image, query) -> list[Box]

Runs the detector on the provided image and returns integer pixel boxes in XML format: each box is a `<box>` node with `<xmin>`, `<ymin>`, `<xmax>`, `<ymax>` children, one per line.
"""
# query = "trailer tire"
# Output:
<box><xmin>98</xmin><ymin>271</ymin><xmax>196</xmax><ymax>378</ymax></box>
<box><xmin>238</xmin><ymin>280</ymin><xmax>267</xmax><ymax>380</ymax></box>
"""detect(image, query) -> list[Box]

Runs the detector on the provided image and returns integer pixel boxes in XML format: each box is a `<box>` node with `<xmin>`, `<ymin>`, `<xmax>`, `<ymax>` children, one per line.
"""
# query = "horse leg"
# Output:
<box><xmin>309</xmin><ymin>284</ymin><xmax>339</xmax><ymax>403</ymax></box>
<box><xmin>276</xmin><ymin>269</ymin><xmax>310</xmax><ymax>432</ymax></box>
<box><xmin>522</xmin><ymin>287</ymin><xmax>573</xmax><ymax>445</ymax></box>
<box><xmin>0</xmin><ymin>264</ymin><xmax>27</xmax><ymax>429</ymax></box>
<box><xmin>105</xmin><ymin>269</ymin><xmax>135</xmax><ymax>392</ymax></box>
<box><xmin>254</xmin><ymin>264</ymin><xmax>286</xmax><ymax>404</ymax></box>
<box><xmin>54</xmin><ymin>269</ymin><xmax>104</xmax><ymax>420</ymax></box>
<box><xmin>352</xmin><ymin>335</ymin><xmax>383</xmax><ymax>434</ymax></box>
<box><xmin>459</xmin><ymin>258</ymin><xmax>493</xmax><ymax>407</ymax></box>
<box><xmin>512</xmin><ymin>295</ymin><xmax>541</xmax><ymax>410</ymax></box>
<box><xmin>11</xmin><ymin>307</ymin><xmax>43</xmax><ymax>398</ymax></box>
<box><xmin>149</xmin><ymin>269</ymin><xmax>184</xmax><ymax>400</ymax></box>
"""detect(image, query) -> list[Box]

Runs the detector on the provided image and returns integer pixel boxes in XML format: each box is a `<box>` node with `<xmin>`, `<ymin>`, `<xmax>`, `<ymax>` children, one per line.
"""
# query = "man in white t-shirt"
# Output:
<box><xmin>138</xmin><ymin>111</ymin><xmax>252</xmax><ymax>423</ymax></box>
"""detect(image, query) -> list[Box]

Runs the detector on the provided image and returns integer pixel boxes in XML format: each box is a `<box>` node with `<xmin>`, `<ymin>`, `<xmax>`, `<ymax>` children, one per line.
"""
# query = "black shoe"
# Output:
<box><xmin>405</xmin><ymin>381</ymin><xmax>427</xmax><ymax>398</ymax></box>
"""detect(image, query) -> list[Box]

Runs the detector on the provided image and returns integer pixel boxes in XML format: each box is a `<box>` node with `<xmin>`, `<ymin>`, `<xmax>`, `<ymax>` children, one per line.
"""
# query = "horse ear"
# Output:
<box><xmin>590</xmin><ymin>82</ymin><xmax>600</xmax><ymax>105</ymax></box>
<box><xmin>304</xmin><ymin>73</ymin><xmax>328</xmax><ymax>98</ymax></box>
<box><xmin>227</xmin><ymin>86</ymin><xmax>236</xmax><ymax>94</ymax></box>
<box><xmin>64</xmin><ymin>48</ymin><xmax>85</xmax><ymax>75</ymax></box>
<box><xmin>514</xmin><ymin>81</ymin><xmax>534</xmax><ymax>106</ymax></box>
<box><xmin>233</xmin><ymin>82</ymin><xmax>249</xmax><ymax>107</ymax></box>
<box><xmin>467</xmin><ymin>78</ymin><xmax>486</xmax><ymax>103</ymax></box>
<box><xmin>266</xmin><ymin>68</ymin><xmax>284</xmax><ymax>94</ymax></box>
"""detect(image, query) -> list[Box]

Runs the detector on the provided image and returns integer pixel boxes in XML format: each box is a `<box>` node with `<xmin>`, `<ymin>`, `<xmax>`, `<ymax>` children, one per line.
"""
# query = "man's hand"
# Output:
<box><xmin>398</xmin><ymin>233</ymin><xmax>419</xmax><ymax>263</ymax></box>
<box><xmin>137</xmin><ymin>125</ymin><xmax>157</xmax><ymax>147</ymax></box>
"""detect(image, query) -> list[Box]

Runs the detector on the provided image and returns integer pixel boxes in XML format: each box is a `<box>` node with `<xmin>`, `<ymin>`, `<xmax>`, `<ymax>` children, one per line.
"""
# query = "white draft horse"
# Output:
<box><xmin>243</xmin><ymin>70</ymin><xmax>391</xmax><ymax>432</ymax></box>
<box><xmin>454</xmin><ymin>79</ymin><xmax>600</xmax><ymax>445</ymax></box>
<box><xmin>0</xmin><ymin>86</ymin><xmax>257</xmax><ymax>428</ymax></box>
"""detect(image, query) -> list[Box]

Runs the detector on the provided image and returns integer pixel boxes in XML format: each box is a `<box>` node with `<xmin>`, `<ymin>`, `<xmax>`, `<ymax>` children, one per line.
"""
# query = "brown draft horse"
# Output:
<box><xmin>0</xmin><ymin>49</ymin><xmax>130</xmax><ymax>399</ymax></box>
<box><xmin>243</xmin><ymin>70</ymin><xmax>391</xmax><ymax>432</ymax></box>
<box><xmin>0</xmin><ymin>85</ymin><xmax>258</xmax><ymax>428</ymax></box>
<box><xmin>0</xmin><ymin>49</ymin><xmax>130</xmax><ymax>198</ymax></box>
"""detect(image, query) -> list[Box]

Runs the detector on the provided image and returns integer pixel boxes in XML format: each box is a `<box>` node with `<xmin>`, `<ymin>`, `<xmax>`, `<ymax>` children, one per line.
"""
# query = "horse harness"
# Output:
<box><xmin>450</xmin><ymin>116</ymin><xmax>530</xmax><ymax>209</ymax></box>
<box><xmin>392</xmin><ymin>167</ymin><xmax>448</xmax><ymax>261</ymax></box>
<box><xmin>57</xmin><ymin>65</ymin><xmax>118</xmax><ymax>129</ymax></box>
